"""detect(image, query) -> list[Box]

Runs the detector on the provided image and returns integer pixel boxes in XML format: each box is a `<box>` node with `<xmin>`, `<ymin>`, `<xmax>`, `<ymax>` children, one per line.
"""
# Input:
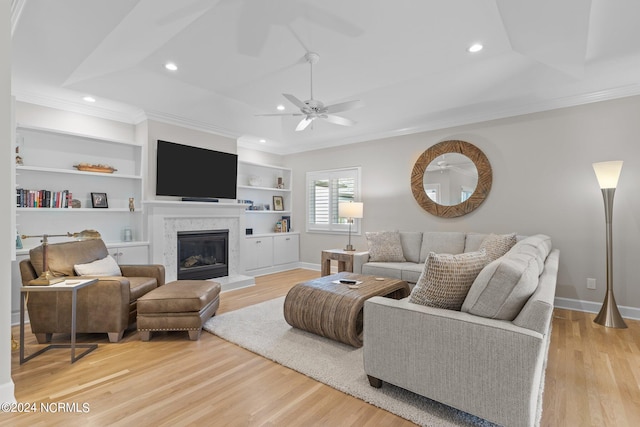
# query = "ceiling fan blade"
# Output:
<box><xmin>323</xmin><ymin>100</ymin><xmax>364</xmax><ymax>114</ymax></box>
<box><xmin>295</xmin><ymin>116</ymin><xmax>314</xmax><ymax>131</ymax></box>
<box><xmin>283</xmin><ymin>93</ymin><xmax>308</xmax><ymax>111</ymax></box>
<box><xmin>255</xmin><ymin>113</ymin><xmax>304</xmax><ymax>117</ymax></box>
<box><xmin>323</xmin><ymin>114</ymin><xmax>356</xmax><ymax>127</ymax></box>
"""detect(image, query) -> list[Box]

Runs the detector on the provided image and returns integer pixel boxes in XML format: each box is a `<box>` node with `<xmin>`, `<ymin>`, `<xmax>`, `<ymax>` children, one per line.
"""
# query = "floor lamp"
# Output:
<box><xmin>339</xmin><ymin>201</ymin><xmax>363</xmax><ymax>251</ymax></box>
<box><xmin>592</xmin><ymin>161</ymin><xmax>627</xmax><ymax>328</ymax></box>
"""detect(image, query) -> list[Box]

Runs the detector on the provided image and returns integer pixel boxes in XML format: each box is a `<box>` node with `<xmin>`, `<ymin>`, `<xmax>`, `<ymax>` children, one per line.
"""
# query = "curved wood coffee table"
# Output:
<box><xmin>283</xmin><ymin>272</ymin><xmax>410</xmax><ymax>347</ymax></box>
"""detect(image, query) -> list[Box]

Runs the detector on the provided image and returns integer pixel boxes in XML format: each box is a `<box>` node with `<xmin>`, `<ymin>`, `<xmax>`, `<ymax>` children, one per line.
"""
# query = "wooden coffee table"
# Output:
<box><xmin>283</xmin><ymin>272</ymin><xmax>410</xmax><ymax>347</ymax></box>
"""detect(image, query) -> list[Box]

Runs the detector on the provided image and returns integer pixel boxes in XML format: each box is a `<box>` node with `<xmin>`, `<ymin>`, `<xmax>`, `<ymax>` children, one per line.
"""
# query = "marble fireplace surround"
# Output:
<box><xmin>144</xmin><ymin>201</ymin><xmax>254</xmax><ymax>291</ymax></box>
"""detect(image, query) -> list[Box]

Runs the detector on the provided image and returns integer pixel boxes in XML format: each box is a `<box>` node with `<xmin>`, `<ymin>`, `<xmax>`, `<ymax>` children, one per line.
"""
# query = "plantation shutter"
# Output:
<box><xmin>306</xmin><ymin>167</ymin><xmax>361</xmax><ymax>233</ymax></box>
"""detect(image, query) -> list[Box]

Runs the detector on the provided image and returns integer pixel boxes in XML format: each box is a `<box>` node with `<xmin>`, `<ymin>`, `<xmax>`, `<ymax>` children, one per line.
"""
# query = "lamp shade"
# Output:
<box><xmin>339</xmin><ymin>201</ymin><xmax>364</xmax><ymax>219</ymax></box>
<box><xmin>593</xmin><ymin>161</ymin><xmax>623</xmax><ymax>189</ymax></box>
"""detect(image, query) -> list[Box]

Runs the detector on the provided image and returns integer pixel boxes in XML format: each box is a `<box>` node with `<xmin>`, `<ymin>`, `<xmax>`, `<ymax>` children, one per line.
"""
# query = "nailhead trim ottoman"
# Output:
<box><xmin>137</xmin><ymin>280</ymin><xmax>221</xmax><ymax>341</ymax></box>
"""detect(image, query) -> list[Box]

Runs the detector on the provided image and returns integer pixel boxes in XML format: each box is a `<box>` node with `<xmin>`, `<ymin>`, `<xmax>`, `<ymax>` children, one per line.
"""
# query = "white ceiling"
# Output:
<box><xmin>11</xmin><ymin>0</ymin><xmax>640</xmax><ymax>154</ymax></box>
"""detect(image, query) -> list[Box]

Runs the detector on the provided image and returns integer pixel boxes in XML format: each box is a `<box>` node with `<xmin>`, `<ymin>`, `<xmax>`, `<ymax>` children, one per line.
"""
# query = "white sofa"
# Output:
<box><xmin>361</xmin><ymin>232</ymin><xmax>558</xmax><ymax>427</ymax></box>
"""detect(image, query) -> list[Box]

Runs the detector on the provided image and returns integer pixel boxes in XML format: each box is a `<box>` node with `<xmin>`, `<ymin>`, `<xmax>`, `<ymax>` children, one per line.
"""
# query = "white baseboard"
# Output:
<box><xmin>554</xmin><ymin>297</ymin><xmax>640</xmax><ymax>321</ymax></box>
<box><xmin>0</xmin><ymin>380</ymin><xmax>16</xmax><ymax>404</ymax></box>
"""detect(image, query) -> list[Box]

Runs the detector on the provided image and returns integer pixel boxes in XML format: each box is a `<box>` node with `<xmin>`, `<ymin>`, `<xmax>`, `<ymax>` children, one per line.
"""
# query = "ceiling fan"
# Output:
<box><xmin>257</xmin><ymin>52</ymin><xmax>363</xmax><ymax>131</ymax></box>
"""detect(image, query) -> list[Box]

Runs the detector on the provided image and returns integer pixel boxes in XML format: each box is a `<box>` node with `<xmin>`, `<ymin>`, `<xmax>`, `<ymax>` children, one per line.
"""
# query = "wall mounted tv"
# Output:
<box><xmin>156</xmin><ymin>140</ymin><xmax>238</xmax><ymax>201</ymax></box>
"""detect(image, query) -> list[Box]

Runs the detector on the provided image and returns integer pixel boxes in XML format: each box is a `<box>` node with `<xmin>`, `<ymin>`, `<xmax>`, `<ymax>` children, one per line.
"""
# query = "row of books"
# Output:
<box><xmin>17</xmin><ymin>189</ymin><xmax>73</xmax><ymax>208</ymax></box>
<box><xmin>275</xmin><ymin>216</ymin><xmax>291</xmax><ymax>233</ymax></box>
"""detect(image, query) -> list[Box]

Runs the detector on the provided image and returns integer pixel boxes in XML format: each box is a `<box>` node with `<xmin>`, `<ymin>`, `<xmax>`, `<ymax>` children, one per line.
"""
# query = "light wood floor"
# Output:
<box><xmin>4</xmin><ymin>269</ymin><xmax>640</xmax><ymax>426</ymax></box>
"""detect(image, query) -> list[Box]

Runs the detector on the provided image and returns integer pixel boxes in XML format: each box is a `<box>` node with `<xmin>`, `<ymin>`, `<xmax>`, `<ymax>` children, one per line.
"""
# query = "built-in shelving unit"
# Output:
<box><xmin>237</xmin><ymin>160</ymin><xmax>299</xmax><ymax>273</ymax></box>
<box><xmin>237</xmin><ymin>160</ymin><xmax>294</xmax><ymax>235</ymax></box>
<box><xmin>14</xmin><ymin>124</ymin><xmax>145</xmax><ymax>250</ymax></box>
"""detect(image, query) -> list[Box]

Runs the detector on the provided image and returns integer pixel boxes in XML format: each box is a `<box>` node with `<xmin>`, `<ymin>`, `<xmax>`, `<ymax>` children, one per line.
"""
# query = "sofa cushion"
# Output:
<box><xmin>463</xmin><ymin>233</ymin><xmax>488</xmax><ymax>253</ymax></box>
<box><xmin>400</xmin><ymin>231</ymin><xmax>423</xmax><ymax>263</ymax></box>
<box><xmin>509</xmin><ymin>234</ymin><xmax>552</xmax><ymax>274</ymax></box>
<box><xmin>365</xmin><ymin>231</ymin><xmax>406</xmax><ymax>262</ymax></box>
<box><xmin>29</xmin><ymin>238</ymin><xmax>109</xmax><ymax>277</ymax></box>
<box><xmin>419</xmin><ymin>232</ymin><xmax>466</xmax><ymax>263</ymax></box>
<box><xmin>362</xmin><ymin>262</ymin><xmax>405</xmax><ymax>280</ymax></box>
<box><xmin>129</xmin><ymin>277</ymin><xmax>159</xmax><ymax>302</ymax></box>
<box><xmin>479</xmin><ymin>233</ymin><xmax>517</xmax><ymax>262</ymax></box>
<box><xmin>74</xmin><ymin>255</ymin><xmax>122</xmax><ymax>276</ymax></box>
<box><xmin>400</xmin><ymin>263</ymin><xmax>425</xmax><ymax>284</ymax></box>
<box><xmin>462</xmin><ymin>252</ymin><xmax>540</xmax><ymax>320</ymax></box>
<box><xmin>409</xmin><ymin>250</ymin><xmax>488</xmax><ymax>310</ymax></box>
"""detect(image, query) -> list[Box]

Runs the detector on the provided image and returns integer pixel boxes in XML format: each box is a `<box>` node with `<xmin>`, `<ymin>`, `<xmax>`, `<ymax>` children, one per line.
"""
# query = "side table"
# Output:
<box><xmin>321</xmin><ymin>249</ymin><xmax>368</xmax><ymax>276</ymax></box>
<box><xmin>20</xmin><ymin>278</ymin><xmax>99</xmax><ymax>364</ymax></box>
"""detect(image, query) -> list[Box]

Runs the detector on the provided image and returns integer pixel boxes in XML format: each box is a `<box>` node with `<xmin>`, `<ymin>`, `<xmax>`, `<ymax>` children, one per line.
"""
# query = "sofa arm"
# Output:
<box><xmin>352</xmin><ymin>252</ymin><xmax>370</xmax><ymax>274</ymax></box>
<box><xmin>120</xmin><ymin>264</ymin><xmax>166</xmax><ymax>287</ymax></box>
<box><xmin>363</xmin><ymin>297</ymin><xmax>547</xmax><ymax>427</ymax></box>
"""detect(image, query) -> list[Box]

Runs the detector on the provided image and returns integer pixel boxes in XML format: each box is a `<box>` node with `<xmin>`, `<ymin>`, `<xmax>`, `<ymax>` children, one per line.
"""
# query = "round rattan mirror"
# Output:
<box><xmin>411</xmin><ymin>140</ymin><xmax>492</xmax><ymax>218</ymax></box>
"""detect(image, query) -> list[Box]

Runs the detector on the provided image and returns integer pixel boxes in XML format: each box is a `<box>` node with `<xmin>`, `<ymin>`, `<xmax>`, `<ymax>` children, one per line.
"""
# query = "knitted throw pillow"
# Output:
<box><xmin>479</xmin><ymin>233</ymin><xmax>517</xmax><ymax>262</ymax></box>
<box><xmin>365</xmin><ymin>231</ymin><xmax>406</xmax><ymax>262</ymax></box>
<box><xmin>409</xmin><ymin>250</ymin><xmax>488</xmax><ymax>310</ymax></box>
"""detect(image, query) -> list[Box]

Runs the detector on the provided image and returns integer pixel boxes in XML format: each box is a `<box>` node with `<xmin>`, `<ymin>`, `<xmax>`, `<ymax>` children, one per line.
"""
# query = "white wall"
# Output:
<box><xmin>1</xmin><ymin>0</ymin><xmax>16</xmax><ymax>404</ymax></box>
<box><xmin>285</xmin><ymin>95</ymin><xmax>640</xmax><ymax>310</ymax></box>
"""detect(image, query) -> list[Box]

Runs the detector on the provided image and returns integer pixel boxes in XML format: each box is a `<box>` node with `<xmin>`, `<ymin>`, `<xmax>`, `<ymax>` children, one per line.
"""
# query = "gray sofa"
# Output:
<box><xmin>361</xmin><ymin>232</ymin><xmax>558</xmax><ymax>427</ymax></box>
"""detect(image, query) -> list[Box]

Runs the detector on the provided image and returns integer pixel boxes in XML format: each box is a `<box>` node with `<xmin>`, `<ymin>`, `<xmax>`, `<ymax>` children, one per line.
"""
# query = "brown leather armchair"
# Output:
<box><xmin>19</xmin><ymin>239</ymin><xmax>165</xmax><ymax>343</ymax></box>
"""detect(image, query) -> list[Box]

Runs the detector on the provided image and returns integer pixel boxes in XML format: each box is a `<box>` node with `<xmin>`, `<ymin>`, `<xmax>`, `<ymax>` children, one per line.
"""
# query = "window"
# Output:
<box><xmin>306</xmin><ymin>167</ymin><xmax>361</xmax><ymax>233</ymax></box>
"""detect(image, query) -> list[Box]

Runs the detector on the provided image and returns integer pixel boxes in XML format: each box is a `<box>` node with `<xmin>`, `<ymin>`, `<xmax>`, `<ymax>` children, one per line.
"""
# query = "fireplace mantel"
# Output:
<box><xmin>144</xmin><ymin>199</ymin><xmax>253</xmax><ymax>290</ymax></box>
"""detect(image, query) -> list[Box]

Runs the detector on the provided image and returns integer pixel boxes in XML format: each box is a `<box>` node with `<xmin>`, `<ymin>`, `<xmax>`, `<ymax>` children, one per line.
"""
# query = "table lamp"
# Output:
<box><xmin>21</xmin><ymin>230</ymin><xmax>101</xmax><ymax>285</ymax></box>
<box><xmin>339</xmin><ymin>201</ymin><xmax>363</xmax><ymax>251</ymax></box>
<box><xmin>592</xmin><ymin>161</ymin><xmax>626</xmax><ymax>328</ymax></box>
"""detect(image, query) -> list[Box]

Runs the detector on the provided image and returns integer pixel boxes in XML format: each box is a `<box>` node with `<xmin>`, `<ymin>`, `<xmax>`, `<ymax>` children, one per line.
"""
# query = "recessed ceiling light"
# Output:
<box><xmin>259</xmin><ymin>139</ymin><xmax>266</xmax><ymax>143</ymax></box>
<box><xmin>83</xmin><ymin>96</ymin><xmax>96</xmax><ymax>103</ymax></box>
<box><xmin>164</xmin><ymin>62</ymin><xmax>178</xmax><ymax>71</ymax></box>
<box><xmin>276</xmin><ymin>105</ymin><xmax>285</xmax><ymax>111</ymax></box>
<box><xmin>468</xmin><ymin>43</ymin><xmax>483</xmax><ymax>53</ymax></box>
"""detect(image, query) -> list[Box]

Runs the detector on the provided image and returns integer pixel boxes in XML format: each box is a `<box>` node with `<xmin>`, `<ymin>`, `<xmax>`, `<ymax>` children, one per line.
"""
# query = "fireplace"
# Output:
<box><xmin>177</xmin><ymin>230</ymin><xmax>229</xmax><ymax>280</ymax></box>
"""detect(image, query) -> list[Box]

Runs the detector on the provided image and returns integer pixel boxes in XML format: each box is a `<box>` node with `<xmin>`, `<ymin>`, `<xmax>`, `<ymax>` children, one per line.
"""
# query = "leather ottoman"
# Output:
<box><xmin>137</xmin><ymin>280</ymin><xmax>221</xmax><ymax>341</ymax></box>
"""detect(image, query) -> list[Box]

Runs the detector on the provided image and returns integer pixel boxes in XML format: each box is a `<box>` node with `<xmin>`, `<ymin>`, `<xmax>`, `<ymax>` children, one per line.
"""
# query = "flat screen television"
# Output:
<box><xmin>156</xmin><ymin>140</ymin><xmax>238</xmax><ymax>200</ymax></box>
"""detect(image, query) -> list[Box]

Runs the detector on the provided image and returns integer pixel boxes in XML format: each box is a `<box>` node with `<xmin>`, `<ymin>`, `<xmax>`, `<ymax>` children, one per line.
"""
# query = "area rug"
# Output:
<box><xmin>203</xmin><ymin>297</ymin><xmax>496</xmax><ymax>427</ymax></box>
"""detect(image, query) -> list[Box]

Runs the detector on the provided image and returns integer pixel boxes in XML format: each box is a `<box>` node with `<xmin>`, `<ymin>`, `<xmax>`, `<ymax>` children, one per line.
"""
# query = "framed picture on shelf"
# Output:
<box><xmin>91</xmin><ymin>192</ymin><xmax>109</xmax><ymax>208</ymax></box>
<box><xmin>273</xmin><ymin>195</ymin><xmax>284</xmax><ymax>211</ymax></box>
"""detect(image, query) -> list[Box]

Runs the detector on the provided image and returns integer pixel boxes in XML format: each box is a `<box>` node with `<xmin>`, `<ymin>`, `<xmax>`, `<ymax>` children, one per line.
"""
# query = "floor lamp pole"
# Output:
<box><xmin>593</xmin><ymin>187</ymin><xmax>627</xmax><ymax>328</ymax></box>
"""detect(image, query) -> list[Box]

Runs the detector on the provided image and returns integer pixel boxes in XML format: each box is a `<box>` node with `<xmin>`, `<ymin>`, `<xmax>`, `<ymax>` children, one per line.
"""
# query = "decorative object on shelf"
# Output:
<box><xmin>273</xmin><ymin>195</ymin><xmax>284</xmax><ymax>211</ymax></box>
<box><xmin>338</xmin><ymin>201</ymin><xmax>364</xmax><ymax>251</ymax></box>
<box><xmin>129</xmin><ymin>197</ymin><xmax>135</xmax><ymax>212</ymax></box>
<box><xmin>20</xmin><ymin>229</ymin><xmax>102</xmax><ymax>285</ymax></box>
<box><xmin>246</xmin><ymin>228</ymin><xmax>253</xmax><ymax>235</ymax></box>
<box><xmin>91</xmin><ymin>192</ymin><xmax>108</xmax><ymax>208</ymax></box>
<box><xmin>71</xmin><ymin>199</ymin><xmax>81</xmax><ymax>208</ymax></box>
<box><xmin>15</xmin><ymin>134</ymin><xmax>23</xmax><ymax>165</ymax></box>
<box><xmin>123</xmin><ymin>227</ymin><xmax>133</xmax><ymax>242</ymax></box>
<box><xmin>73</xmin><ymin>163</ymin><xmax>117</xmax><ymax>173</ymax></box>
<box><xmin>249</xmin><ymin>175</ymin><xmax>263</xmax><ymax>186</ymax></box>
<box><xmin>16</xmin><ymin>230</ymin><xmax>23</xmax><ymax>249</ymax></box>
<box><xmin>592</xmin><ymin>160</ymin><xmax>626</xmax><ymax>328</ymax></box>
<box><xmin>277</xmin><ymin>177</ymin><xmax>285</xmax><ymax>189</ymax></box>
<box><xmin>275</xmin><ymin>220</ymin><xmax>283</xmax><ymax>232</ymax></box>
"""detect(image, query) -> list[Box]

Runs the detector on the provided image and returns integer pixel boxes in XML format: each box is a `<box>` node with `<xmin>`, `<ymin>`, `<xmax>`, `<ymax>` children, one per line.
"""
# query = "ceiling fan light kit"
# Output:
<box><xmin>258</xmin><ymin>52</ymin><xmax>363</xmax><ymax>131</ymax></box>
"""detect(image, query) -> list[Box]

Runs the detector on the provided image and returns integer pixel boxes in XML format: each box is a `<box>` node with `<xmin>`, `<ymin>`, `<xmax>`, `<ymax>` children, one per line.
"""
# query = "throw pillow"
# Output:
<box><xmin>409</xmin><ymin>250</ymin><xmax>488</xmax><ymax>311</ymax></box>
<box><xmin>74</xmin><ymin>255</ymin><xmax>122</xmax><ymax>276</ymax></box>
<box><xmin>479</xmin><ymin>233</ymin><xmax>517</xmax><ymax>262</ymax></box>
<box><xmin>365</xmin><ymin>231</ymin><xmax>406</xmax><ymax>262</ymax></box>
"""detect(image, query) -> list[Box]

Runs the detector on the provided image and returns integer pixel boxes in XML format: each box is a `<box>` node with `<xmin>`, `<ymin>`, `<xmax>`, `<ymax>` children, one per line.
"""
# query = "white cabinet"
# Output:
<box><xmin>14</xmin><ymin>124</ymin><xmax>145</xmax><ymax>247</ymax></box>
<box><xmin>273</xmin><ymin>234</ymin><xmax>299</xmax><ymax>265</ymax></box>
<box><xmin>237</xmin><ymin>160</ymin><xmax>293</xmax><ymax>236</ymax></box>
<box><xmin>245</xmin><ymin>236</ymin><xmax>274</xmax><ymax>271</ymax></box>
<box><xmin>108</xmin><ymin>244</ymin><xmax>149</xmax><ymax>264</ymax></box>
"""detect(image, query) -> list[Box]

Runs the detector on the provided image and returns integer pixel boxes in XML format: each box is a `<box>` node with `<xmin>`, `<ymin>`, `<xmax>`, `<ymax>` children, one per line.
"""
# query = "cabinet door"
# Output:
<box><xmin>273</xmin><ymin>234</ymin><xmax>299</xmax><ymax>265</ymax></box>
<box><xmin>245</xmin><ymin>237</ymin><xmax>274</xmax><ymax>270</ymax></box>
<box><xmin>111</xmin><ymin>245</ymin><xmax>149</xmax><ymax>264</ymax></box>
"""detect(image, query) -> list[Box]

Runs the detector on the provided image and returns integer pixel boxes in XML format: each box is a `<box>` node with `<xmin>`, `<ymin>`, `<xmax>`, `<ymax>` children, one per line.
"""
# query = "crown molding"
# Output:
<box><xmin>278</xmin><ymin>84</ymin><xmax>640</xmax><ymax>155</ymax></box>
<box><xmin>142</xmin><ymin>110</ymin><xmax>240</xmax><ymax>140</ymax></box>
<box><xmin>13</xmin><ymin>90</ymin><xmax>143</xmax><ymax>124</ymax></box>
